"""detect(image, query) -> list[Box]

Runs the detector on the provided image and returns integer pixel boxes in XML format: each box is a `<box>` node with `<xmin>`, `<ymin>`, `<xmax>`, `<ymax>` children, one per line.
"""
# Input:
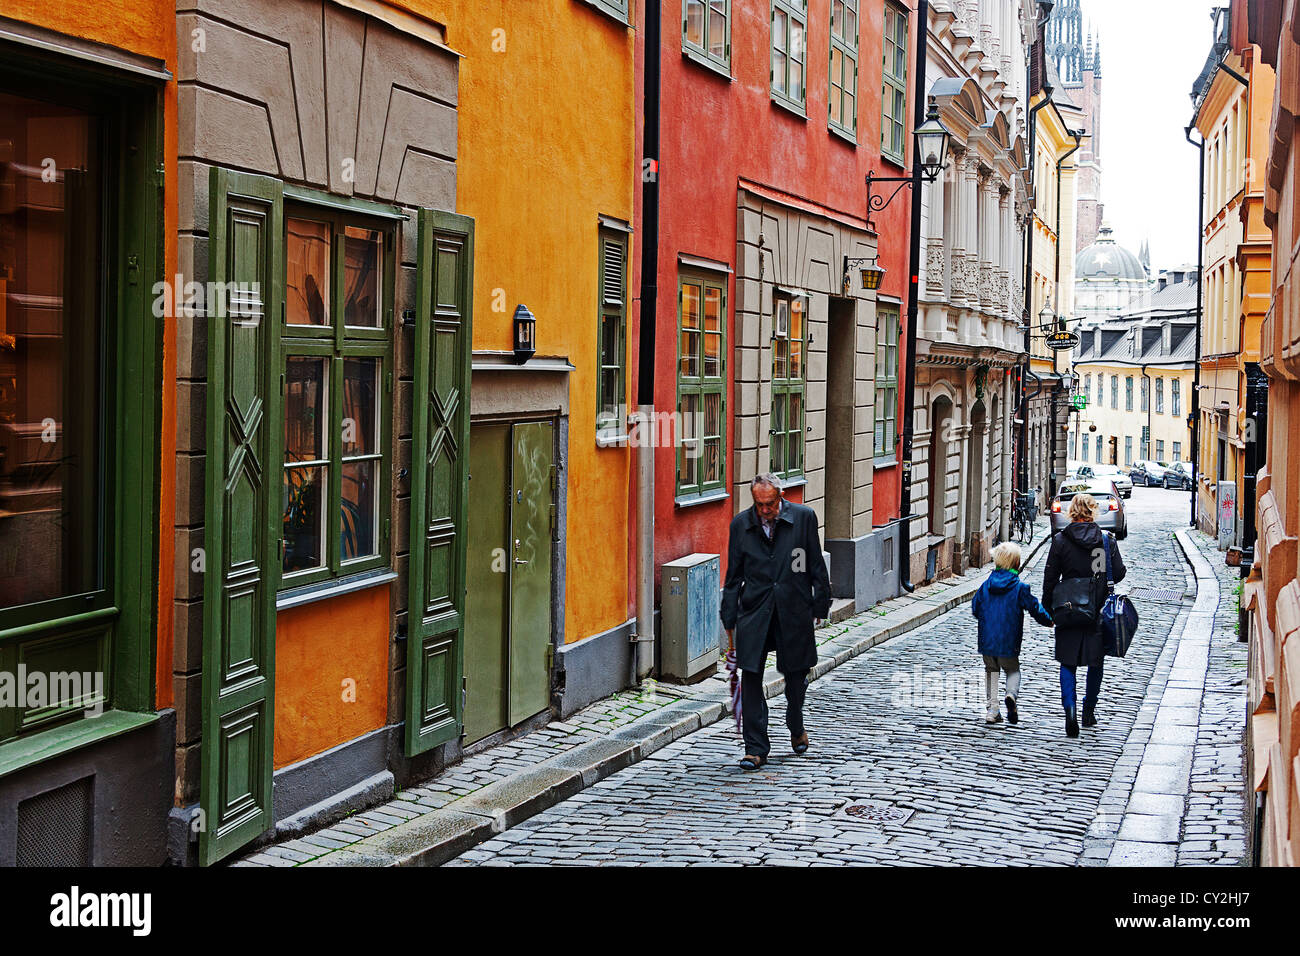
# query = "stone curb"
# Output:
<box><xmin>304</xmin><ymin>526</ymin><xmax>1053</xmax><ymax>867</ymax></box>
<box><xmin>1098</xmin><ymin>527</ymin><xmax>1216</xmax><ymax>867</ymax></box>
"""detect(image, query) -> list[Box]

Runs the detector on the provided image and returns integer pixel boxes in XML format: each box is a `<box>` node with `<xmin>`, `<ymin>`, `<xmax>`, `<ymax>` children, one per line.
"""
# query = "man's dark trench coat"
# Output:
<box><xmin>721</xmin><ymin>500</ymin><xmax>832</xmax><ymax>674</ymax></box>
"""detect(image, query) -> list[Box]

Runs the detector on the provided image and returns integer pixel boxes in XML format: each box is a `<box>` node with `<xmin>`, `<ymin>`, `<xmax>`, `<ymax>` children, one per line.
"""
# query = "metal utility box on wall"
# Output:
<box><xmin>660</xmin><ymin>553</ymin><xmax>721</xmax><ymax>683</ymax></box>
<box><xmin>1217</xmin><ymin>480</ymin><xmax>1237</xmax><ymax>550</ymax></box>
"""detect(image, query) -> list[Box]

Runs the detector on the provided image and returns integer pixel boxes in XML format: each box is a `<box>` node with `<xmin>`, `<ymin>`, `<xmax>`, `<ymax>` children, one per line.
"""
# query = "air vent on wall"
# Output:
<box><xmin>16</xmin><ymin>776</ymin><xmax>93</xmax><ymax>866</ymax></box>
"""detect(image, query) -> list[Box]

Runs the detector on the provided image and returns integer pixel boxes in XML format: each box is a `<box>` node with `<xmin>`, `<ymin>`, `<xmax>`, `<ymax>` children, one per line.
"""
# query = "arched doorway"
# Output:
<box><xmin>929</xmin><ymin>395</ymin><xmax>954</xmax><ymax>542</ymax></box>
<box><xmin>966</xmin><ymin>400</ymin><xmax>987</xmax><ymax>568</ymax></box>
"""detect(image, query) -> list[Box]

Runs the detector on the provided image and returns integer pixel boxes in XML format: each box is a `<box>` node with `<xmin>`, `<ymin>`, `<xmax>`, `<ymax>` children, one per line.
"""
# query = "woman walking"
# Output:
<box><xmin>1042</xmin><ymin>493</ymin><xmax>1126</xmax><ymax>738</ymax></box>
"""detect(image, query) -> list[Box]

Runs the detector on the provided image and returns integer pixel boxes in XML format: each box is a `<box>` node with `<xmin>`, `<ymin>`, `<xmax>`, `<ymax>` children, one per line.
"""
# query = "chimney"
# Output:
<box><xmin>1157</xmin><ymin>272</ymin><xmax>1168</xmax><ymax>291</ymax></box>
<box><xmin>1094</xmin><ymin>327</ymin><xmax>1102</xmax><ymax>354</ymax></box>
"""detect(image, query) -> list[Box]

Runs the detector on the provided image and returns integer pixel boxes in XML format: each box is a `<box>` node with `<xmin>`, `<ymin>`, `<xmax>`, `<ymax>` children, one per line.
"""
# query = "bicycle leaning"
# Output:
<box><xmin>1010</xmin><ymin>488</ymin><xmax>1039</xmax><ymax>545</ymax></box>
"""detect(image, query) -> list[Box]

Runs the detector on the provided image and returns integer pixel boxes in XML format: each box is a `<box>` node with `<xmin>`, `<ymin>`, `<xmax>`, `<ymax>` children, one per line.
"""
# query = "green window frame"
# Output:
<box><xmin>1174</xmin><ymin>441</ymin><xmax>1182</xmax><ymax>461</ymax></box>
<box><xmin>1156</xmin><ymin>439</ymin><xmax>1165</xmax><ymax>461</ymax></box>
<box><xmin>1156</xmin><ymin>377</ymin><xmax>1165</xmax><ymax>413</ymax></box>
<box><xmin>1125</xmin><ymin>376</ymin><xmax>1134</xmax><ymax>412</ymax></box>
<box><xmin>1110</xmin><ymin>375</ymin><xmax>1118</xmax><ymax>410</ymax></box>
<box><xmin>0</xmin><ymin>55</ymin><xmax>161</xmax><ymax>749</ymax></box>
<box><xmin>882</xmin><ymin>2</ymin><xmax>909</xmax><ymax>164</ymax></box>
<box><xmin>580</xmin><ymin>0</ymin><xmax>630</xmax><ymax>26</ymax></box>
<box><xmin>875</xmin><ymin>305</ymin><xmax>899</xmax><ymax>457</ymax></box>
<box><xmin>684</xmin><ymin>0</ymin><xmax>731</xmax><ymax>74</ymax></box>
<box><xmin>279</xmin><ymin>203</ymin><xmax>394</xmax><ymax>593</ymax></box>
<box><xmin>597</xmin><ymin>228</ymin><xmax>628</xmax><ymax>440</ymax></box>
<box><xmin>1140</xmin><ymin>376</ymin><xmax>1149</xmax><ymax>413</ymax></box>
<box><xmin>771</xmin><ymin>293</ymin><xmax>807</xmax><ymax>480</ymax></box>
<box><xmin>771</xmin><ymin>0</ymin><xmax>808</xmax><ymax>114</ymax></box>
<box><xmin>829</xmin><ymin>0</ymin><xmax>859</xmax><ymax>139</ymax></box>
<box><xmin>1172</xmin><ymin>379</ymin><xmax>1181</xmax><ymax>416</ymax></box>
<box><xmin>1124</xmin><ymin>435</ymin><xmax>1133</xmax><ymax>467</ymax></box>
<box><xmin>676</xmin><ymin>273</ymin><xmax>727</xmax><ymax>498</ymax></box>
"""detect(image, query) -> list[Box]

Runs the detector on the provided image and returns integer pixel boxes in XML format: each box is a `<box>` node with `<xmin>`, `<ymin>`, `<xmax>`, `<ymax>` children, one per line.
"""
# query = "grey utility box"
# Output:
<box><xmin>660</xmin><ymin>553</ymin><xmax>721</xmax><ymax>683</ymax></box>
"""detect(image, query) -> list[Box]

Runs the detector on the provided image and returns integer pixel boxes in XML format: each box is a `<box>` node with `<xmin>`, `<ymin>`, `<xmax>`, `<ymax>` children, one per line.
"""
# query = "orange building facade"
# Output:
<box><xmin>1243</xmin><ymin>0</ymin><xmax>1300</xmax><ymax>867</ymax></box>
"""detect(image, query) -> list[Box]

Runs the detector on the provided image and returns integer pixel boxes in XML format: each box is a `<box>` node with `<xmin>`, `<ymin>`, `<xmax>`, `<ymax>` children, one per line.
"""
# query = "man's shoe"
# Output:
<box><xmin>1065</xmin><ymin>710</ymin><xmax>1080</xmax><ymax>738</ymax></box>
<box><xmin>1005</xmin><ymin>696</ymin><xmax>1019</xmax><ymax>724</ymax></box>
<box><xmin>739</xmin><ymin>755</ymin><xmax>767</xmax><ymax>771</ymax></box>
<box><xmin>984</xmin><ymin>712</ymin><xmax>1003</xmax><ymax>725</ymax></box>
<box><xmin>791</xmin><ymin>732</ymin><xmax>809</xmax><ymax>755</ymax></box>
<box><xmin>1082</xmin><ymin>705</ymin><xmax>1097</xmax><ymax>728</ymax></box>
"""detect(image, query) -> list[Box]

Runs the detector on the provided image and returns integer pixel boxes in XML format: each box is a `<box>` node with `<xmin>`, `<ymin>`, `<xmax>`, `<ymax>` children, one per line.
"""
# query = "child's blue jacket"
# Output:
<box><xmin>971</xmin><ymin>568</ymin><xmax>1054</xmax><ymax>657</ymax></box>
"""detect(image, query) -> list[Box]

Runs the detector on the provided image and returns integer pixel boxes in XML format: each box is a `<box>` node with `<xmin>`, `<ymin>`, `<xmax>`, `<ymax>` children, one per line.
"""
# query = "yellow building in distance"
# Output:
<box><xmin>1070</xmin><ymin>271</ymin><xmax>1198</xmax><ymax>474</ymax></box>
<box><xmin>1025</xmin><ymin>85</ymin><xmax>1084</xmax><ymax>505</ymax></box>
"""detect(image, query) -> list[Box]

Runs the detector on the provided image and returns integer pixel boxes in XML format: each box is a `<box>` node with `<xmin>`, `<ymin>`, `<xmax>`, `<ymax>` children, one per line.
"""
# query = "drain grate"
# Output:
<box><xmin>1127</xmin><ymin>587</ymin><xmax>1190</xmax><ymax>604</ymax></box>
<box><xmin>841</xmin><ymin>802</ymin><xmax>913</xmax><ymax>824</ymax></box>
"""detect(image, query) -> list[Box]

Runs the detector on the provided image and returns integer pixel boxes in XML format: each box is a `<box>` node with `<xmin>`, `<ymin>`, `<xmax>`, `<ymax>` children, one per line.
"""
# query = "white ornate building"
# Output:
<box><xmin>907</xmin><ymin>0</ymin><xmax>1036</xmax><ymax>583</ymax></box>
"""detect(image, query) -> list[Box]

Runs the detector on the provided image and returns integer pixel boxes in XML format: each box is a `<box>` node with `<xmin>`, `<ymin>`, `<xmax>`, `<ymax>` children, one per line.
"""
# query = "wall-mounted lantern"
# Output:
<box><xmin>843</xmin><ymin>255</ymin><xmax>887</xmax><ymax>294</ymax></box>
<box><xmin>513</xmin><ymin>304</ymin><xmax>536</xmax><ymax>363</ymax></box>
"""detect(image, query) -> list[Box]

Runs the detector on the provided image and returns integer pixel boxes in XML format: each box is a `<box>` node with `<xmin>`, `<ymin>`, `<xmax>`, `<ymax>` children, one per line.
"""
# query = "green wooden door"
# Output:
<box><xmin>200</xmin><ymin>169</ymin><xmax>284</xmax><ymax>865</ymax></box>
<box><xmin>464</xmin><ymin>424</ymin><xmax>510</xmax><ymax>744</ymax></box>
<box><xmin>508</xmin><ymin>422</ymin><xmax>554</xmax><ymax>725</ymax></box>
<box><xmin>406</xmin><ymin>209</ymin><xmax>475</xmax><ymax>756</ymax></box>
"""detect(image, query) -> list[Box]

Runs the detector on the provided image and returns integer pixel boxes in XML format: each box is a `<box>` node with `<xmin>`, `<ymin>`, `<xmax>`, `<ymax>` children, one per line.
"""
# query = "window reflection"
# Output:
<box><xmin>0</xmin><ymin>92</ymin><xmax>101</xmax><ymax>610</ymax></box>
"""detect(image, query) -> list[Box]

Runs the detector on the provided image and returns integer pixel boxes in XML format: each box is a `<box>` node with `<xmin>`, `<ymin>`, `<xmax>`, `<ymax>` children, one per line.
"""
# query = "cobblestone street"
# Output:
<box><xmin>446</xmin><ymin>488</ymin><xmax>1248</xmax><ymax>866</ymax></box>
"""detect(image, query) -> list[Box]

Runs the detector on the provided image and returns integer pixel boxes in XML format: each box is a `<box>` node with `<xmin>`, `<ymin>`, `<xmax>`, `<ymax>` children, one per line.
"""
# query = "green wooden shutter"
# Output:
<box><xmin>406</xmin><ymin>208</ymin><xmax>475</xmax><ymax>756</ymax></box>
<box><xmin>200</xmin><ymin>169</ymin><xmax>284</xmax><ymax>865</ymax></box>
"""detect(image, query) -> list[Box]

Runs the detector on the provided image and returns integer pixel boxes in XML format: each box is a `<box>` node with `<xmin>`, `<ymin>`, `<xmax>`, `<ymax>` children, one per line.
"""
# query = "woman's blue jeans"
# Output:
<box><xmin>1060</xmin><ymin>662</ymin><xmax>1104</xmax><ymax>714</ymax></box>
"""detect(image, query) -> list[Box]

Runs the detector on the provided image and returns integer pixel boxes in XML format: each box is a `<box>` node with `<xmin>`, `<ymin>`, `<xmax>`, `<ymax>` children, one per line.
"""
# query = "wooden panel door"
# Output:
<box><xmin>406</xmin><ymin>209</ymin><xmax>474</xmax><ymax>756</ymax></box>
<box><xmin>200</xmin><ymin>168</ymin><xmax>283</xmax><ymax>865</ymax></box>
<box><xmin>464</xmin><ymin>424</ymin><xmax>510</xmax><ymax>744</ymax></box>
<box><xmin>508</xmin><ymin>421</ymin><xmax>554</xmax><ymax>725</ymax></box>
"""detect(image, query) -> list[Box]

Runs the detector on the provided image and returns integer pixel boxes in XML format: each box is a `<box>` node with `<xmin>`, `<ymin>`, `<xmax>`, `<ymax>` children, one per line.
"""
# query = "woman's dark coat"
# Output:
<box><xmin>1042</xmin><ymin>520</ymin><xmax>1126</xmax><ymax>667</ymax></box>
<box><xmin>720</xmin><ymin>500</ymin><xmax>832</xmax><ymax>674</ymax></box>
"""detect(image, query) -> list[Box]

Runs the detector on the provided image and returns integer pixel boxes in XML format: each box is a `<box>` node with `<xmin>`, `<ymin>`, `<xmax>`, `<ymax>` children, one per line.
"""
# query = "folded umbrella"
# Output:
<box><xmin>726</xmin><ymin>633</ymin><xmax>741</xmax><ymax>735</ymax></box>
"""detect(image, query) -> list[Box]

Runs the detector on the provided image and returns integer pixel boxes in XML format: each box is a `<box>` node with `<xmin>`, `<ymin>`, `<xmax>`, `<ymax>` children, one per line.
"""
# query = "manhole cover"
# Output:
<box><xmin>1127</xmin><ymin>587</ymin><xmax>1190</xmax><ymax>604</ymax></box>
<box><xmin>841</xmin><ymin>802</ymin><xmax>913</xmax><ymax>824</ymax></box>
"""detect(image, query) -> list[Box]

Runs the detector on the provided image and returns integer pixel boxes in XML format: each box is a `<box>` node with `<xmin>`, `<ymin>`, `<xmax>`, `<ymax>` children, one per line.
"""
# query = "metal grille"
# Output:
<box><xmin>841</xmin><ymin>802</ymin><xmax>914</xmax><ymax>824</ymax></box>
<box><xmin>16</xmin><ymin>777</ymin><xmax>93</xmax><ymax>867</ymax></box>
<box><xmin>1127</xmin><ymin>587</ymin><xmax>1190</xmax><ymax>604</ymax></box>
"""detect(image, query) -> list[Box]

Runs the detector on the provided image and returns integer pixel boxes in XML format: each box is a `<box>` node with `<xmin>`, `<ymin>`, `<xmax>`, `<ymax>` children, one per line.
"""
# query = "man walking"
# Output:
<box><xmin>721</xmin><ymin>473</ymin><xmax>832</xmax><ymax>770</ymax></box>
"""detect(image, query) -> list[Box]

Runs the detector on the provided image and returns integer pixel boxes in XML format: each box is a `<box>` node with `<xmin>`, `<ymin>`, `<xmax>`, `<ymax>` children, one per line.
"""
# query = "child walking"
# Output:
<box><xmin>971</xmin><ymin>542</ymin><xmax>1054</xmax><ymax>724</ymax></box>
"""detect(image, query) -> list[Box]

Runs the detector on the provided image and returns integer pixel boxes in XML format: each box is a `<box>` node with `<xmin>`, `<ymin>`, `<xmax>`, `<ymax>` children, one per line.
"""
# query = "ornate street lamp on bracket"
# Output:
<box><xmin>842</xmin><ymin>255</ymin><xmax>887</xmax><ymax>294</ymax></box>
<box><xmin>864</xmin><ymin>96</ymin><xmax>952</xmax><ymax>233</ymax></box>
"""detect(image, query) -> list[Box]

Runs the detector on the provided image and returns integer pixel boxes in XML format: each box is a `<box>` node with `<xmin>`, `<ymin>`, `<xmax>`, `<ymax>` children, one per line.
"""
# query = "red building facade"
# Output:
<box><xmin>648</xmin><ymin>0</ymin><xmax>918</xmax><ymax>614</ymax></box>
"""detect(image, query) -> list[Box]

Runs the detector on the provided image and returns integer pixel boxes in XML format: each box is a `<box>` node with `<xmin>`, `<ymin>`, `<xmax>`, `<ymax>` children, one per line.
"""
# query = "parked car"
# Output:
<box><xmin>1091</xmin><ymin>463</ymin><xmax>1133</xmax><ymax>498</ymax></box>
<box><xmin>1130</xmin><ymin>460</ymin><xmax>1169</xmax><ymax>487</ymax></box>
<box><xmin>1050</xmin><ymin>478</ymin><xmax>1128</xmax><ymax>539</ymax></box>
<box><xmin>1163</xmin><ymin>461</ymin><xmax>1194</xmax><ymax>490</ymax></box>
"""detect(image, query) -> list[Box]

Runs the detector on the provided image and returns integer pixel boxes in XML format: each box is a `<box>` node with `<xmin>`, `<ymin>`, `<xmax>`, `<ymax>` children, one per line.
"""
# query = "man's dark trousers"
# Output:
<box><xmin>741</xmin><ymin>615</ymin><xmax>809</xmax><ymax>758</ymax></box>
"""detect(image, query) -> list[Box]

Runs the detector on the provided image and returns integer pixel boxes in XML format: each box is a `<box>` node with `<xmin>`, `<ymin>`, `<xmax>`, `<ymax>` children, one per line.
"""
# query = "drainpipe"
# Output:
<box><xmin>1185</xmin><ymin>123</ymin><xmax>1204</xmax><ymax>530</ymax></box>
<box><xmin>1049</xmin><ymin>130</ymin><xmax>1082</xmax><ymax>499</ymax></box>
<box><xmin>896</xmin><ymin>0</ymin><xmax>930</xmax><ymax>593</ymax></box>
<box><xmin>634</xmin><ymin>0</ymin><xmax>661</xmax><ymax>683</ymax></box>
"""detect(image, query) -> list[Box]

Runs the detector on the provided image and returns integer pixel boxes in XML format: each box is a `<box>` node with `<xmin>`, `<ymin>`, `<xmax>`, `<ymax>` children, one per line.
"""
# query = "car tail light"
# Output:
<box><xmin>1051</xmin><ymin>502</ymin><xmax>1061</xmax><ymax>513</ymax></box>
<box><xmin>1108</xmin><ymin>500</ymin><xmax>1118</xmax><ymax>511</ymax></box>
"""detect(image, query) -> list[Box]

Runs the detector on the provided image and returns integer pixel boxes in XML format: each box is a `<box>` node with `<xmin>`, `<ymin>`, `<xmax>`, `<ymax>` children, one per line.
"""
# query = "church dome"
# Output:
<box><xmin>1077</xmin><ymin>225</ymin><xmax>1147</xmax><ymax>281</ymax></box>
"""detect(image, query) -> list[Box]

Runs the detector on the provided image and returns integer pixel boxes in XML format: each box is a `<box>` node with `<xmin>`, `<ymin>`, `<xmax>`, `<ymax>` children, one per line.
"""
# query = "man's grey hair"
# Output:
<box><xmin>751</xmin><ymin>472</ymin><xmax>783</xmax><ymax>493</ymax></box>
